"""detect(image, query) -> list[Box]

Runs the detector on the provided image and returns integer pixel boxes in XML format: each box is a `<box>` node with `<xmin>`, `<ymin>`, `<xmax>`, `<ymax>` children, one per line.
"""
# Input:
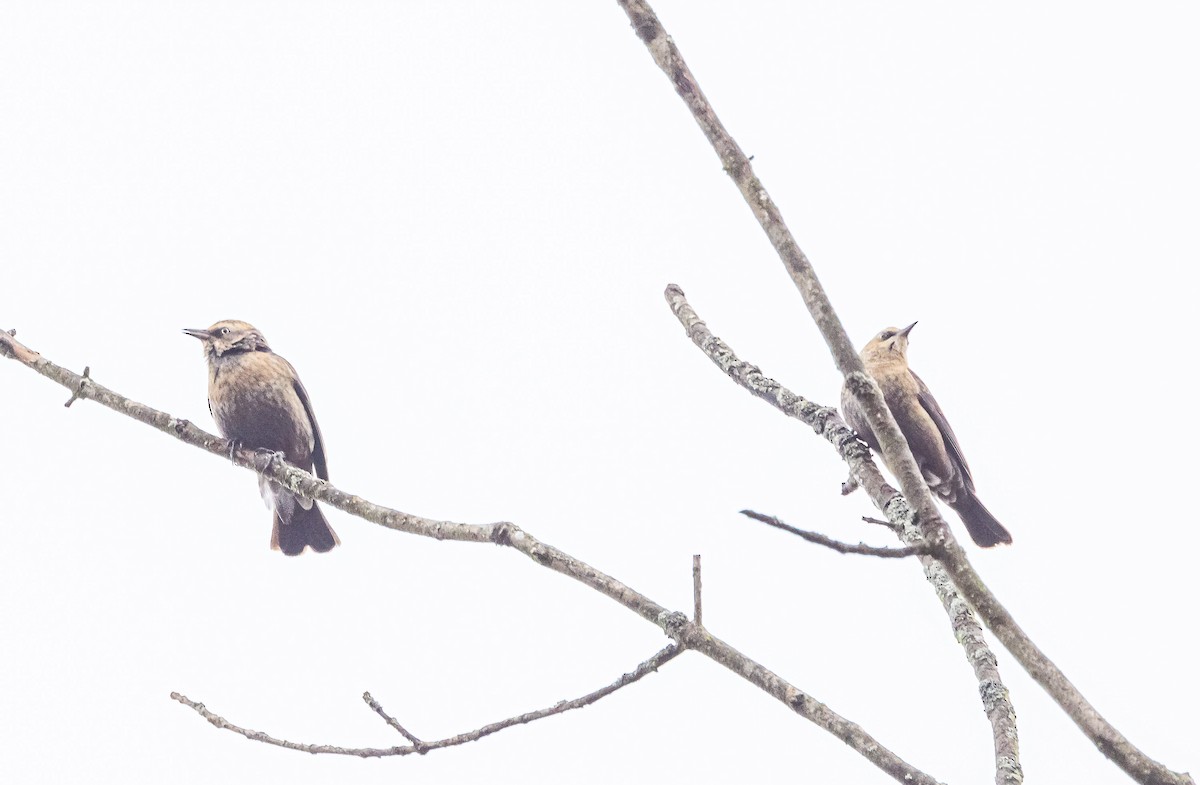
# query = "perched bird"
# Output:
<box><xmin>183</xmin><ymin>320</ymin><xmax>339</xmax><ymax>555</ymax></box>
<box><xmin>841</xmin><ymin>322</ymin><xmax>1012</xmax><ymax>547</ymax></box>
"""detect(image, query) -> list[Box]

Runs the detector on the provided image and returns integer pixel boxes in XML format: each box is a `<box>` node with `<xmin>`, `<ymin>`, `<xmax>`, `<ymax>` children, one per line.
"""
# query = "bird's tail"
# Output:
<box><xmin>949</xmin><ymin>492</ymin><xmax>1013</xmax><ymax>548</ymax></box>
<box><xmin>271</xmin><ymin>501</ymin><xmax>340</xmax><ymax>556</ymax></box>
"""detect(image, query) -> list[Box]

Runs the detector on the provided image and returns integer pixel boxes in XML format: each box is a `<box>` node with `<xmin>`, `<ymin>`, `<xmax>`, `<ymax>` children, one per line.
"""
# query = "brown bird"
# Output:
<box><xmin>184</xmin><ymin>320</ymin><xmax>339</xmax><ymax>555</ymax></box>
<box><xmin>841</xmin><ymin>322</ymin><xmax>1012</xmax><ymax>547</ymax></box>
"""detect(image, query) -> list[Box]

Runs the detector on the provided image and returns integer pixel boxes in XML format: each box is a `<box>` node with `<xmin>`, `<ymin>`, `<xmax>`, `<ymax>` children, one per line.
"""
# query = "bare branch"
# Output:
<box><xmin>169</xmin><ymin>692</ymin><xmax>400</xmax><ymax>758</ymax></box>
<box><xmin>173</xmin><ymin>645</ymin><xmax>684</xmax><ymax>758</ymax></box>
<box><xmin>692</xmin><ymin>554</ymin><xmax>703</xmax><ymax>626</ymax></box>
<box><xmin>740</xmin><ymin>510</ymin><xmax>929</xmax><ymax>558</ymax></box>
<box><xmin>2</xmin><ymin>330</ymin><xmax>941</xmax><ymax>785</ymax></box>
<box><xmin>172</xmin><ymin>646</ymin><xmax>683</xmax><ymax>758</ymax></box>
<box><xmin>624</xmin><ymin>0</ymin><xmax>1192</xmax><ymax>779</ymax></box>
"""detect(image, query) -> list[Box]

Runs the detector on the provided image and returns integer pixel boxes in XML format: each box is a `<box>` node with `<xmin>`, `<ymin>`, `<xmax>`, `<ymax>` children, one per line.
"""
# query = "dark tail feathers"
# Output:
<box><xmin>272</xmin><ymin>502</ymin><xmax>339</xmax><ymax>556</ymax></box>
<box><xmin>950</xmin><ymin>492</ymin><xmax>1013</xmax><ymax>548</ymax></box>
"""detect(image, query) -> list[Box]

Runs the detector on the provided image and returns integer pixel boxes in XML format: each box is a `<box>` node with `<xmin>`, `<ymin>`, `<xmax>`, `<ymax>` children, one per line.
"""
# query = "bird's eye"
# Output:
<box><xmin>219</xmin><ymin>327</ymin><xmax>231</xmax><ymax>336</ymax></box>
<box><xmin>880</xmin><ymin>331</ymin><xmax>895</xmax><ymax>341</ymax></box>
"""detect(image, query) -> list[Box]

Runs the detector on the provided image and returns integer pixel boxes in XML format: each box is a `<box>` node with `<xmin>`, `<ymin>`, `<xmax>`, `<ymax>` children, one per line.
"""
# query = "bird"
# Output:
<box><xmin>183</xmin><ymin>320</ymin><xmax>339</xmax><ymax>555</ymax></box>
<box><xmin>840</xmin><ymin>322</ymin><xmax>1012</xmax><ymax>547</ymax></box>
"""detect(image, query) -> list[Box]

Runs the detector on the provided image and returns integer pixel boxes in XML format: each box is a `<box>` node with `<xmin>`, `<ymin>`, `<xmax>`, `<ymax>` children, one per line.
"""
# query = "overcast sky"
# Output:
<box><xmin>2</xmin><ymin>3</ymin><xmax>1196</xmax><ymax>784</ymax></box>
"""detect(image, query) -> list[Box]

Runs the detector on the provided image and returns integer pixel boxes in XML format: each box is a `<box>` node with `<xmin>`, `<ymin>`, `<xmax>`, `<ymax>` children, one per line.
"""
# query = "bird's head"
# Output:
<box><xmin>860</xmin><ymin>322</ymin><xmax>917</xmax><ymax>364</ymax></box>
<box><xmin>183</xmin><ymin>320</ymin><xmax>271</xmax><ymax>359</ymax></box>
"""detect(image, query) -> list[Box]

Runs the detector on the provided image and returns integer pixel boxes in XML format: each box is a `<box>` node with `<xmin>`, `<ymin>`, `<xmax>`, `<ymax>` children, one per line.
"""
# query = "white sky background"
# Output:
<box><xmin>1</xmin><ymin>2</ymin><xmax>1196</xmax><ymax>783</ymax></box>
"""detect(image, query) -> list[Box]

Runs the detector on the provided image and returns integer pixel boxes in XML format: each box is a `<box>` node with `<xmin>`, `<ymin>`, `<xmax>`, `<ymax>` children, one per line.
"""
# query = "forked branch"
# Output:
<box><xmin>664</xmin><ymin>286</ymin><xmax>1019</xmax><ymax>783</ymax></box>
<box><xmin>171</xmin><ymin>644</ymin><xmax>683</xmax><ymax>758</ymax></box>
<box><xmin>740</xmin><ymin>510</ymin><xmax>929</xmax><ymax>558</ymax></box>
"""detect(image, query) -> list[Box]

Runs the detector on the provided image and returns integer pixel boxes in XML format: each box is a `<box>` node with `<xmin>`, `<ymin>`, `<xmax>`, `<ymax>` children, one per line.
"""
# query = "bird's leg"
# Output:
<box><xmin>226</xmin><ymin>438</ymin><xmax>242</xmax><ymax>464</ymax></box>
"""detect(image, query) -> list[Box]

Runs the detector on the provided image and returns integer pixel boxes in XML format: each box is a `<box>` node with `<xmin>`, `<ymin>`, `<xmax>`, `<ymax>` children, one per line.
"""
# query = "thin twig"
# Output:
<box><xmin>63</xmin><ymin>365</ymin><xmax>90</xmax><ymax>408</ymax></box>
<box><xmin>363</xmin><ymin>692</ymin><xmax>427</xmax><ymax>752</ymax></box>
<box><xmin>1</xmin><ymin>330</ymin><xmax>941</xmax><ymax>785</ymax></box>
<box><xmin>172</xmin><ymin>645</ymin><xmax>683</xmax><ymax>758</ymax></box>
<box><xmin>692</xmin><ymin>554</ymin><xmax>703</xmax><ymax>626</ymax></box>
<box><xmin>740</xmin><ymin>510</ymin><xmax>929</xmax><ymax>558</ymax></box>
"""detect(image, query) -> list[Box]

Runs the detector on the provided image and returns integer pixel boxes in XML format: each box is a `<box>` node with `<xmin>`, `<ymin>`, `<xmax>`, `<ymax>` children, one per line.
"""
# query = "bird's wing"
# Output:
<box><xmin>910</xmin><ymin>370</ymin><xmax>974</xmax><ymax>491</ymax></box>
<box><xmin>291</xmin><ymin>372</ymin><xmax>328</xmax><ymax>481</ymax></box>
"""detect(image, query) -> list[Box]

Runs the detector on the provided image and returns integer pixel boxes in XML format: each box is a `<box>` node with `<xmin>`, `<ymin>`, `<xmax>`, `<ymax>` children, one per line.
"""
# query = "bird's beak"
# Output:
<box><xmin>898</xmin><ymin>322</ymin><xmax>917</xmax><ymax>338</ymax></box>
<box><xmin>182</xmin><ymin>328</ymin><xmax>211</xmax><ymax>340</ymax></box>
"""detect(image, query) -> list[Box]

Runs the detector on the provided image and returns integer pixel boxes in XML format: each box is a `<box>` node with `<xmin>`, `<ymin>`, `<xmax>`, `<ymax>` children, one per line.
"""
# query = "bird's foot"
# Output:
<box><xmin>253</xmin><ymin>449</ymin><xmax>288</xmax><ymax>475</ymax></box>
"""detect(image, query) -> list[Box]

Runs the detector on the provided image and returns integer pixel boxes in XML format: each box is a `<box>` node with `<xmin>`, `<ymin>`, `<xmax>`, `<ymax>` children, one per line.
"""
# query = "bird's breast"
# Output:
<box><xmin>207</xmin><ymin>354</ymin><xmax>314</xmax><ymax>465</ymax></box>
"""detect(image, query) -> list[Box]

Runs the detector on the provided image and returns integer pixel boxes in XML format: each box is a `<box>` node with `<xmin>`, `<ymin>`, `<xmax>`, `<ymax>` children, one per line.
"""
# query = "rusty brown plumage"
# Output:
<box><xmin>841</xmin><ymin>322</ymin><xmax>1012</xmax><ymax>547</ymax></box>
<box><xmin>183</xmin><ymin>320</ymin><xmax>339</xmax><ymax>555</ymax></box>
